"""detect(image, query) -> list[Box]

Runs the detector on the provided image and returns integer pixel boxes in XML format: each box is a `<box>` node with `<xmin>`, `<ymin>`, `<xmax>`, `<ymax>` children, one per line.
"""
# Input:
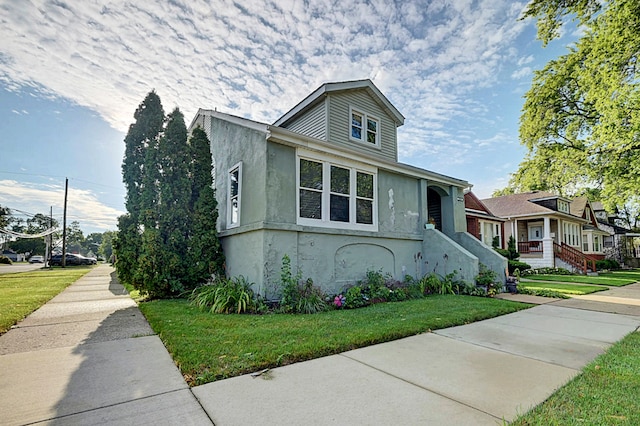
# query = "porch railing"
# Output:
<box><xmin>553</xmin><ymin>242</ymin><xmax>598</xmax><ymax>274</ymax></box>
<box><xmin>518</xmin><ymin>241</ymin><xmax>543</xmax><ymax>254</ymax></box>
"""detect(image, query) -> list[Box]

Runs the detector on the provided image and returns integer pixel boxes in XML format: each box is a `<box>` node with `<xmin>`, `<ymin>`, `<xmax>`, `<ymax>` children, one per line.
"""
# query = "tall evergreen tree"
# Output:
<box><xmin>116</xmin><ymin>91</ymin><xmax>164</xmax><ymax>286</ymax></box>
<box><xmin>138</xmin><ymin>108</ymin><xmax>192</xmax><ymax>297</ymax></box>
<box><xmin>187</xmin><ymin>126</ymin><xmax>225</xmax><ymax>286</ymax></box>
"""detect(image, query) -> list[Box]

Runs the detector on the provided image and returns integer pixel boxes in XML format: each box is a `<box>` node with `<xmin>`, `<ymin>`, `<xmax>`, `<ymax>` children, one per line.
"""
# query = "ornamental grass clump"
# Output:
<box><xmin>189</xmin><ymin>276</ymin><xmax>256</xmax><ymax>314</ymax></box>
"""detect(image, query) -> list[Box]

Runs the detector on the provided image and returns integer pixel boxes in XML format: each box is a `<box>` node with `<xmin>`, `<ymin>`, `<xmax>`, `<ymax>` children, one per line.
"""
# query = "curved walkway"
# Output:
<box><xmin>1</xmin><ymin>265</ymin><xmax>639</xmax><ymax>425</ymax></box>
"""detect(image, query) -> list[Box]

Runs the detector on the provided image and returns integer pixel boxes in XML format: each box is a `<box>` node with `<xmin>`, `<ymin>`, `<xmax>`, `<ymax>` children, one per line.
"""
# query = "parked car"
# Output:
<box><xmin>29</xmin><ymin>255</ymin><xmax>45</xmax><ymax>263</ymax></box>
<box><xmin>49</xmin><ymin>253</ymin><xmax>96</xmax><ymax>266</ymax></box>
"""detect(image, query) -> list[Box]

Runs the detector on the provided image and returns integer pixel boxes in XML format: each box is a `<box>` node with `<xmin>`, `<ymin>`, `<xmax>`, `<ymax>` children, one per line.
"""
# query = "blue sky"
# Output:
<box><xmin>0</xmin><ymin>0</ymin><xmax>576</xmax><ymax>235</ymax></box>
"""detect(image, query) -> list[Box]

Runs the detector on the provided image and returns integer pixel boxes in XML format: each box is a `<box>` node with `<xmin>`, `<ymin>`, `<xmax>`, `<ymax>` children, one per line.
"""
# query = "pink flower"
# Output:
<box><xmin>334</xmin><ymin>294</ymin><xmax>346</xmax><ymax>308</ymax></box>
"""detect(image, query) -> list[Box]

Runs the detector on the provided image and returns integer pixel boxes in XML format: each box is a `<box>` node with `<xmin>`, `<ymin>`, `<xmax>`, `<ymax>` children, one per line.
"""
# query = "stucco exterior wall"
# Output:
<box><xmin>422</xmin><ymin>229</ymin><xmax>479</xmax><ymax>284</ymax></box>
<box><xmin>378</xmin><ymin>170</ymin><xmax>423</xmax><ymax>235</ymax></box>
<box><xmin>208</xmin><ymin>118</ymin><xmax>268</xmax><ymax>230</ymax></box>
<box><xmin>452</xmin><ymin>232</ymin><xmax>507</xmax><ymax>284</ymax></box>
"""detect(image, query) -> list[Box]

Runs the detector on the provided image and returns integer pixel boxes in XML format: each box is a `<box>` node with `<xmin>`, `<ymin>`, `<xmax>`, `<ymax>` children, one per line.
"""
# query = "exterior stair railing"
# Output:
<box><xmin>553</xmin><ymin>242</ymin><xmax>598</xmax><ymax>274</ymax></box>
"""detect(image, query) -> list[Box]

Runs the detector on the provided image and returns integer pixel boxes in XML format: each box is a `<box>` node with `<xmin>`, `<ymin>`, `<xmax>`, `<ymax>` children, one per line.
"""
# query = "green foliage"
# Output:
<box><xmin>279</xmin><ymin>254</ymin><xmax>303</xmax><ymax>311</ymax></box>
<box><xmin>116</xmin><ymin>95</ymin><xmax>225</xmax><ymax>298</ymax></box>
<box><xmin>0</xmin><ymin>256</ymin><xmax>11</xmax><ymax>265</ymax></box>
<box><xmin>344</xmin><ymin>286</ymin><xmax>368</xmax><ymax>309</ymax></box>
<box><xmin>187</xmin><ymin>126</ymin><xmax>225</xmax><ymax>285</ymax></box>
<box><xmin>475</xmin><ymin>264</ymin><xmax>502</xmax><ymax>296</ymax></box>
<box><xmin>522</xmin><ymin>267</ymin><xmax>572</xmax><ymax>276</ymax></box>
<box><xmin>295</xmin><ymin>278</ymin><xmax>328</xmax><ymax>315</ymax></box>
<box><xmin>516</xmin><ymin>285</ymin><xmax>570</xmax><ymax>299</ymax></box>
<box><xmin>508</xmin><ymin>260</ymin><xmax>531</xmax><ymax>275</ymax></box>
<box><xmin>418</xmin><ymin>272</ymin><xmax>453</xmax><ymax>295</ymax></box>
<box><xmin>513</xmin><ymin>0</ymin><xmax>640</xmax><ymax>214</ymax></box>
<box><xmin>190</xmin><ymin>276</ymin><xmax>255</xmax><ymax>314</ymax></box>
<box><xmin>595</xmin><ymin>259</ymin><xmax>620</xmax><ymax>270</ymax></box>
<box><xmin>455</xmin><ymin>281</ymin><xmax>487</xmax><ymax>297</ymax></box>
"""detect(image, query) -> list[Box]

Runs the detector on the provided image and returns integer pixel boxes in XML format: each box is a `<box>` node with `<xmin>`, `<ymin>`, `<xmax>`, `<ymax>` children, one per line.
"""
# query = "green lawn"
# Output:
<box><xmin>0</xmin><ymin>267</ymin><xmax>93</xmax><ymax>334</ymax></box>
<box><xmin>598</xmin><ymin>270</ymin><xmax>640</xmax><ymax>282</ymax></box>
<box><xmin>512</xmin><ymin>331</ymin><xmax>640</xmax><ymax>425</ymax></box>
<box><xmin>139</xmin><ymin>296</ymin><xmax>531</xmax><ymax>386</ymax></box>
<box><xmin>519</xmin><ymin>280</ymin><xmax>608</xmax><ymax>295</ymax></box>
<box><xmin>523</xmin><ymin>274</ymin><xmax>637</xmax><ymax>286</ymax></box>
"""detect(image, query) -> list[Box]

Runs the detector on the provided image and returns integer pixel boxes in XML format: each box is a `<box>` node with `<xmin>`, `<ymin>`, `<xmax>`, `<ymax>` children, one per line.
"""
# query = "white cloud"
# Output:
<box><xmin>0</xmin><ymin>0</ymin><xmax>535</xmax><ymax>177</ymax></box>
<box><xmin>0</xmin><ymin>180</ymin><xmax>123</xmax><ymax>233</ymax></box>
<box><xmin>511</xmin><ymin>66</ymin><xmax>532</xmax><ymax>79</ymax></box>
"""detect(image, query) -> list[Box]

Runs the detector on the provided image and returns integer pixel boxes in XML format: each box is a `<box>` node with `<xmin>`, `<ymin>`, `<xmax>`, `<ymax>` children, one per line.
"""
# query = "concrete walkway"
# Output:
<box><xmin>1</xmin><ymin>265</ymin><xmax>639</xmax><ymax>425</ymax></box>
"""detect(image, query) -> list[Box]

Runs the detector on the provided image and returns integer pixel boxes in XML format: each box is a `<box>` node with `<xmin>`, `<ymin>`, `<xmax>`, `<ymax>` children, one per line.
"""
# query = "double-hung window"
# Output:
<box><xmin>350</xmin><ymin>107</ymin><xmax>380</xmax><ymax>146</ymax></box>
<box><xmin>298</xmin><ymin>151</ymin><xmax>377</xmax><ymax>231</ymax></box>
<box><xmin>228</xmin><ymin>162</ymin><xmax>242</xmax><ymax>228</ymax></box>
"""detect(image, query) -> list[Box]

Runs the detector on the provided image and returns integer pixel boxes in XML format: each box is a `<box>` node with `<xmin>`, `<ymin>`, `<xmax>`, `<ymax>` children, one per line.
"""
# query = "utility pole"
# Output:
<box><xmin>62</xmin><ymin>178</ymin><xmax>68</xmax><ymax>267</ymax></box>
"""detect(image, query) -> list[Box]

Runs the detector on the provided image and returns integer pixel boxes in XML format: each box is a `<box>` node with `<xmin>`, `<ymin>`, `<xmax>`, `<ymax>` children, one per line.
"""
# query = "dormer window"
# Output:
<box><xmin>558</xmin><ymin>200</ymin><xmax>569</xmax><ymax>213</ymax></box>
<box><xmin>350</xmin><ymin>107</ymin><xmax>379</xmax><ymax>146</ymax></box>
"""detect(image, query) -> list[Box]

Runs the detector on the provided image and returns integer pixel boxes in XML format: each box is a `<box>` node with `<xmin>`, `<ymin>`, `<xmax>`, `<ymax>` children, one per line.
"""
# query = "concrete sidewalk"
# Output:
<box><xmin>1</xmin><ymin>266</ymin><xmax>639</xmax><ymax>425</ymax></box>
<box><xmin>0</xmin><ymin>264</ymin><xmax>211</xmax><ymax>426</ymax></box>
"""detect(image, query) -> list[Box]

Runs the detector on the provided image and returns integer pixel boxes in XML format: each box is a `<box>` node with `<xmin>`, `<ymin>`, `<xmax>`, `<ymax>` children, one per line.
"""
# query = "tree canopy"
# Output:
<box><xmin>507</xmin><ymin>0</ymin><xmax>640</xmax><ymax>218</ymax></box>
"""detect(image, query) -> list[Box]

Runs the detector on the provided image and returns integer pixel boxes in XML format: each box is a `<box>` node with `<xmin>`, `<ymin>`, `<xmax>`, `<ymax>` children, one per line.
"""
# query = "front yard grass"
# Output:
<box><xmin>518</xmin><ymin>280</ymin><xmax>608</xmax><ymax>295</ymax></box>
<box><xmin>512</xmin><ymin>330</ymin><xmax>640</xmax><ymax>425</ymax></box>
<box><xmin>140</xmin><ymin>296</ymin><xmax>531</xmax><ymax>386</ymax></box>
<box><xmin>0</xmin><ymin>267</ymin><xmax>93</xmax><ymax>334</ymax></box>
<box><xmin>523</xmin><ymin>274</ymin><xmax>636</xmax><ymax>286</ymax></box>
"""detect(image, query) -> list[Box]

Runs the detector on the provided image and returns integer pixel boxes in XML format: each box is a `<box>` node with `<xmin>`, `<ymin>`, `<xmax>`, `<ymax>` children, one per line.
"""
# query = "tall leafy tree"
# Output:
<box><xmin>187</xmin><ymin>126</ymin><xmax>225</xmax><ymax>285</ymax></box>
<box><xmin>116</xmin><ymin>91</ymin><xmax>164</xmax><ymax>287</ymax></box>
<box><xmin>510</xmin><ymin>0</ymin><xmax>640</xmax><ymax>215</ymax></box>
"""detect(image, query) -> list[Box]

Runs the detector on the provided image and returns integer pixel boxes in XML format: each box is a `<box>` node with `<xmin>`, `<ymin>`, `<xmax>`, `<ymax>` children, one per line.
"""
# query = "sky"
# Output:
<box><xmin>0</xmin><ymin>0</ymin><xmax>578</xmax><ymax>235</ymax></box>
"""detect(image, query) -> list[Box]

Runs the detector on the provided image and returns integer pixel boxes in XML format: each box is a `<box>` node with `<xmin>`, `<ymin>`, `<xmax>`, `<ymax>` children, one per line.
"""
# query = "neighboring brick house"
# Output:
<box><xmin>464</xmin><ymin>191</ymin><xmax>505</xmax><ymax>249</ymax></box>
<box><xmin>189</xmin><ymin>79</ymin><xmax>506</xmax><ymax>297</ymax></box>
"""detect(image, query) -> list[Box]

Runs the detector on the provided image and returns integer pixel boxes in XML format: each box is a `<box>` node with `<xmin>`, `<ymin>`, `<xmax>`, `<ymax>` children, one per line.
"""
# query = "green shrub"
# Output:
<box><xmin>0</xmin><ymin>256</ymin><xmax>11</xmax><ymax>265</ymax></box>
<box><xmin>294</xmin><ymin>278</ymin><xmax>328</xmax><ymax>314</ymax></box>
<box><xmin>508</xmin><ymin>260</ymin><xmax>531</xmax><ymax>275</ymax></box>
<box><xmin>596</xmin><ymin>259</ymin><xmax>620</xmax><ymax>270</ymax></box>
<box><xmin>522</xmin><ymin>267</ymin><xmax>572</xmax><ymax>276</ymax></box>
<box><xmin>417</xmin><ymin>272</ymin><xmax>454</xmax><ymax>295</ymax></box>
<box><xmin>516</xmin><ymin>285</ymin><xmax>570</xmax><ymax>299</ymax></box>
<box><xmin>344</xmin><ymin>285</ymin><xmax>368</xmax><ymax>308</ymax></box>
<box><xmin>189</xmin><ymin>276</ymin><xmax>256</xmax><ymax>314</ymax></box>
<box><xmin>279</xmin><ymin>254</ymin><xmax>303</xmax><ymax>312</ymax></box>
<box><xmin>475</xmin><ymin>264</ymin><xmax>502</xmax><ymax>296</ymax></box>
<box><xmin>455</xmin><ymin>281</ymin><xmax>487</xmax><ymax>296</ymax></box>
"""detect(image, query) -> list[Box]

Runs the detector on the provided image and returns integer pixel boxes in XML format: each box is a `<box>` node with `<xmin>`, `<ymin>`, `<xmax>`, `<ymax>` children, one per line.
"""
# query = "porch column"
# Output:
<box><xmin>543</xmin><ymin>216</ymin><xmax>554</xmax><ymax>266</ymax></box>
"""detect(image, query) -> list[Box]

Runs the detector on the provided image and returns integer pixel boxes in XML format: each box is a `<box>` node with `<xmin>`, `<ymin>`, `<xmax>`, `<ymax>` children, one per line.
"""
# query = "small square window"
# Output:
<box><xmin>350</xmin><ymin>108</ymin><xmax>379</xmax><ymax>146</ymax></box>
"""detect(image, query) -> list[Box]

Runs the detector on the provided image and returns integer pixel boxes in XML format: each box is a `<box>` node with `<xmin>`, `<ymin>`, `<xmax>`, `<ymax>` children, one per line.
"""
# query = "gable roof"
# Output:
<box><xmin>481</xmin><ymin>191</ymin><xmax>560</xmax><ymax>217</ymax></box>
<box><xmin>273</xmin><ymin>79</ymin><xmax>405</xmax><ymax>128</ymax></box>
<box><xmin>570</xmin><ymin>196</ymin><xmax>588</xmax><ymax>218</ymax></box>
<box><xmin>464</xmin><ymin>191</ymin><xmax>504</xmax><ymax>221</ymax></box>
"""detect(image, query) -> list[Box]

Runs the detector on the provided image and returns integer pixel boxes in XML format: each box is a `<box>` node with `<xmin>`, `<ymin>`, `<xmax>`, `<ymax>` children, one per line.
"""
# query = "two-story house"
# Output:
<box><xmin>189</xmin><ymin>79</ymin><xmax>505</xmax><ymax>297</ymax></box>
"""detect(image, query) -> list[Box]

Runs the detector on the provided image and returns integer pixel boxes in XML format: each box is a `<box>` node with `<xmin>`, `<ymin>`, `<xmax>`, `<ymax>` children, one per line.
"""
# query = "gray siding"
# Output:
<box><xmin>280</xmin><ymin>99</ymin><xmax>327</xmax><ymax>140</ymax></box>
<box><xmin>327</xmin><ymin>90</ymin><xmax>398</xmax><ymax>162</ymax></box>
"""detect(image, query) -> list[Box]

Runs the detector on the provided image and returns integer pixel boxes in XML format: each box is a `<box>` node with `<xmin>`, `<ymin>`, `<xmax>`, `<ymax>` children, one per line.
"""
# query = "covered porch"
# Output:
<box><xmin>510</xmin><ymin>216</ymin><xmax>596</xmax><ymax>272</ymax></box>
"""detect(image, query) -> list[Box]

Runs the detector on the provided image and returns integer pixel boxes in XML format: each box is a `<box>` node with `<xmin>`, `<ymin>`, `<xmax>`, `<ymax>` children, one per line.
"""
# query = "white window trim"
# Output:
<box><xmin>296</xmin><ymin>149</ymin><xmax>378</xmax><ymax>232</ymax></box>
<box><xmin>349</xmin><ymin>106</ymin><xmax>381</xmax><ymax>148</ymax></box>
<box><xmin>227</xmin><ymin>162</ymin><xmax>242</xmax><ymax>229</ymax></box>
